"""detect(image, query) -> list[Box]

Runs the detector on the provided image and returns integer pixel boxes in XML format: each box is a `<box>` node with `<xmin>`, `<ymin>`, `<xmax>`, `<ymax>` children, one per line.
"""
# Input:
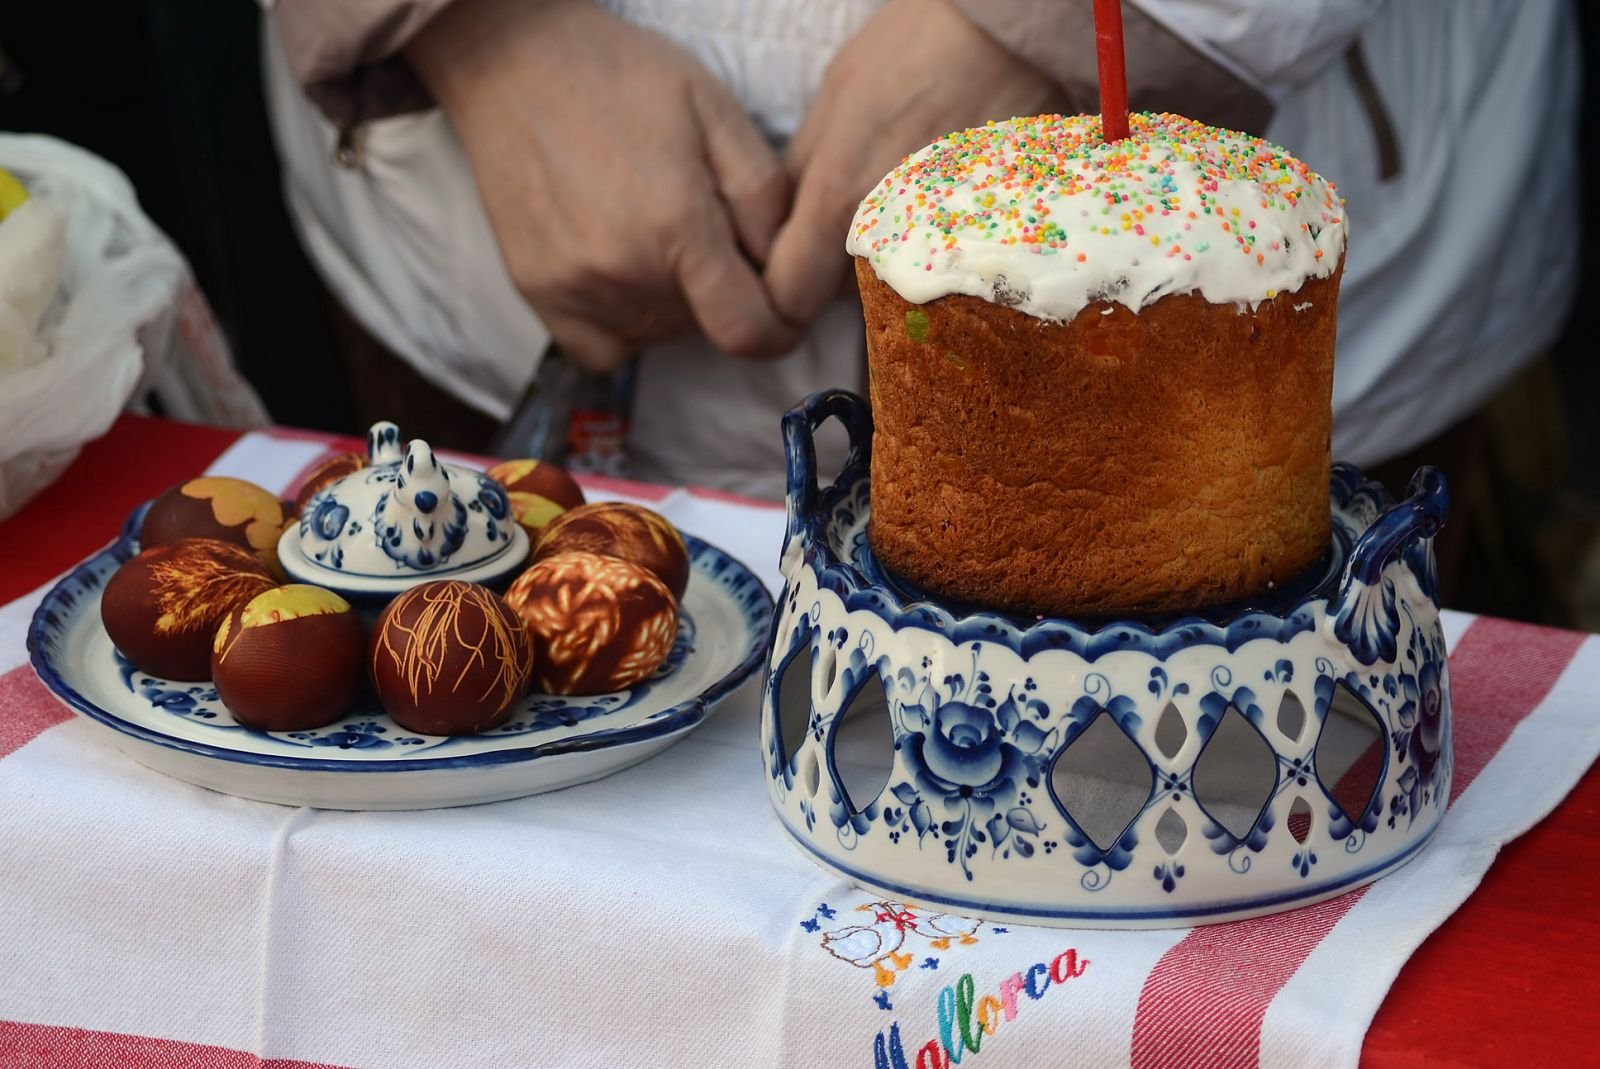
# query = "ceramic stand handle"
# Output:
<box><xmin>1331</xmin><ymin>466</ymin><xmax>1447</xmax><ymax>666</ymax></box>
<box><xmin>1339</xmin><ymin>467</ymin><xmax>1449</xmax><ymax>592</ymax></box>
<box><xmin>781</xmin><ymin>389</ymin><xmax>874</xmax><ymax>549</ymax></box>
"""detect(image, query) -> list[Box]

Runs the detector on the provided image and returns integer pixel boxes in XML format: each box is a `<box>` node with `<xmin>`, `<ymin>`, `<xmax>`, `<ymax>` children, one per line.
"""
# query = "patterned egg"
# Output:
<box><xmin>485</xmin><ymin>459</ymin><xmax>587</xmax><ymax>541</ymax></box>
<box><xmin>533</xmin><ymin>501</ymin><xmax>689</xmax><ymax>602</ymax></box>
<box><xmin>211</xmin><ymin>585</ymin><xmax>365</xmax><ymax>732</ymax></box>
<box><xmin>368</xmin><ymin>580</ymin><xmax>534</xmax><ymax>736</ymax></box>
<box><xmin>505</xmin><ymin>551</ymin><xmax>678</xmax><ymax>696</ymax></box>
<box><xmin>140</xmin><ymin>476</ymin><xmax>286</xmax><ymax>573</ymax></box>
<box><xmin>101</xmin><ymin>538</ymin><xmax>277</xmax><ymax>681</ymax></box>
<box><xmin>291</xmin><ymin>451</ymin><xmax>366</xmax><ymax>516</ymax></box>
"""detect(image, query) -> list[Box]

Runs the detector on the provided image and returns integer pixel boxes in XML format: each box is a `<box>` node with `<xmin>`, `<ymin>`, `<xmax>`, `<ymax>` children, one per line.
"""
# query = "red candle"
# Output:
<box><xmin>1093</xmin><ymin>0</ymin><xmax>1131</xmax><ymax>142</ymax></box>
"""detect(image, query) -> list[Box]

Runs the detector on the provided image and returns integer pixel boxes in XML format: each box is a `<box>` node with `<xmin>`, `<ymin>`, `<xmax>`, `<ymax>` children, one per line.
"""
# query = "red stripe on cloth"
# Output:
<box><xmin>1441</xmin><ymin>618</ymin><xmax>1586</xmax><ymax>796</ymax></box>
<box><xmin>1129</xmin><ymin>617</ymin><xmax>1584</xmax><ymax>1069</ymax></box>
<box><xmin>263</xmin><ymin>427</ymin><xmax>778</xmax><ymax>512</ymax></box>
<box><xmin>1130</xmin><ymin>893</ymin><xmax>1360</xmax><ymax>1069</ymax></box>
<box><xmin>0</xmin><ymin>1021</ymin><xmax>352</xmax><ymax>1069</ymax></box>
<box><xmin>686</xmin><ymin>485</ymin><xmax>785</xmax><ymax>511</ymax></box>
<box><xmin>280</xmin><ymin>447</ymin><xmax>354</xmax><ymax>504</ymax></box>
<box><xmin>0</xmin><ymin>416</ymin><xmax>242</xmax><ymax>606</ymax></box>
<box><xmin>574</xmin><ymin>473</ymin><xmax>672</xmax><ymax>503</ymax></box>
<box><xmin>0</xmin><ymin>665</ymin><xmax>73</xmax><ymax>759</ymax></box>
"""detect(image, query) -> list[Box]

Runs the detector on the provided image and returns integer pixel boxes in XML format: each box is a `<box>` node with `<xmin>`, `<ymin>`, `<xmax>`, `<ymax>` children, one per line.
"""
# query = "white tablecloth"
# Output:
<box><xmin>0</xmin><ymin>431</ymin><xmax>1596</xmax><ymax>1069</ymax></box>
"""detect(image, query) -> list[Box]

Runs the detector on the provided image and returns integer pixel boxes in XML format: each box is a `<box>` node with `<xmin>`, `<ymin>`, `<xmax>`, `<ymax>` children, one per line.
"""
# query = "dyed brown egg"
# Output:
<box><xmin>368</xmin><ymin>580</ymin><xmax>534</xmax><ymax>736</ymax></box>
<box><xmin>140</xmin><ymin>476</ymin><xmax>286</xmax><ymax>573</ymax></box>
<box><xmin>101</xmin><ymin>538</ymin><xmax>277</xmax><ymax>681</ymax></box>
<box><xmin>292</xmin><ymin>451</ymin><xmax>366</xmax><ymax>516</ymax></box>
<box><xmin>505</xmin><ymin>551</ymin><xmax>678</xmax><ymax>696</ymax></box>
<box><xmin>211</xmin><ymin>585</ymin><xmax>365</xmax><ymax>732</ymax></box>
<box><xmin>533</xmin><ymin>501</ymin><xmax>690</xmax><ymax>602</ymax></box>
<box><xmin>485</xmin><ymin>459</ymin><xmax>587</xmax><ymax>541</ymax></box>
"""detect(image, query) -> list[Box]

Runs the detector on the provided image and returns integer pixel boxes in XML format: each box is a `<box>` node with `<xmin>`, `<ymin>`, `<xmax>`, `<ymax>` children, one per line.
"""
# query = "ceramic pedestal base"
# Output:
<box><xmin>761</xmin><ymin>390</ymin><xmax>1451</xmax><ymax>929</ymax></box>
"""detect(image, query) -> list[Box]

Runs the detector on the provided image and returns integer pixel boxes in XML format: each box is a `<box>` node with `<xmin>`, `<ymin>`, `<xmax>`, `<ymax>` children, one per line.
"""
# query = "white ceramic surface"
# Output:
<box><xmin>280</xmin><ymin>422</ymin><xmax>529</xmax><ymax>601</ymax></box>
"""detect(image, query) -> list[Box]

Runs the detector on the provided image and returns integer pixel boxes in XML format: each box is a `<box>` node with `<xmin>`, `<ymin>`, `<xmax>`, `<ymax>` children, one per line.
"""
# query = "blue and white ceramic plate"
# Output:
<box><xmin>28</xmin><ymin>504</ymin><xmax>773</xmax><ymax>810</ymax></box>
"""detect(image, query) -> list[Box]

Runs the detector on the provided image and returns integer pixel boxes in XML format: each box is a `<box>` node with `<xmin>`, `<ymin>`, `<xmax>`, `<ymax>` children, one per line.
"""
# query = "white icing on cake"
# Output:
<box><xmin>847</xmin><ymin>113</ymin><xmax>1345</xmax><ymax>322</ymax></box>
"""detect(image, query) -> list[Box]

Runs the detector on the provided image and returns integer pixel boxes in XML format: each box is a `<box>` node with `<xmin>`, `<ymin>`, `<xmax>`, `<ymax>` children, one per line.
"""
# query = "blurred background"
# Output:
<box><xmin>0</xmin><ymin>2</ymin><xmax>1595</xmax><ymax>629</ymax></box>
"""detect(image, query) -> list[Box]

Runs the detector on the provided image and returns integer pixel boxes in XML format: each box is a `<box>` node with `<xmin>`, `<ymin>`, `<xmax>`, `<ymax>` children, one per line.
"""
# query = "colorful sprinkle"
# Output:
<box><xmin>849</xmin><ymin>113</ymin><xmax>1343</xmax><ymax>309</ymax></box>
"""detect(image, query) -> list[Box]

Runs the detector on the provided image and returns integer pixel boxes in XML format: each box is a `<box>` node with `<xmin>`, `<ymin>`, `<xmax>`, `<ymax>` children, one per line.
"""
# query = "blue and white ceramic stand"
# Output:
<box><xmin>278</xmin><ymin>422</ymin><xmax>530</xmax><ymax>604</ymax></box>
<box><xmin>762</xmin><ymin>389</ymin><xmax>1452</xmax><ymax>928</ymax></box>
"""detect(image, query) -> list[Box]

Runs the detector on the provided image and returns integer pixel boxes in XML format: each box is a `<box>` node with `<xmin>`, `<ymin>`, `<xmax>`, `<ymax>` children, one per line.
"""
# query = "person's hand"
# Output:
<box><xmin>407</xmin><ymin>0</ymin><xmax>797</xmax><ymax>372</ymax></box>
<box><xmin>764</xmin><ymin>0</ymin><xmax>1070</xmax><ymax>326</ymax></box>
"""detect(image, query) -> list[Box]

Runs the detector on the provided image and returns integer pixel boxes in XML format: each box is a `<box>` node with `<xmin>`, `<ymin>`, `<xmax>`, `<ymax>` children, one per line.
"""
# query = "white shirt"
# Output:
<box><xmin>263</xmin><ymin>0</ymin><xmax>1579</xmax><ymax>496</ymax></box>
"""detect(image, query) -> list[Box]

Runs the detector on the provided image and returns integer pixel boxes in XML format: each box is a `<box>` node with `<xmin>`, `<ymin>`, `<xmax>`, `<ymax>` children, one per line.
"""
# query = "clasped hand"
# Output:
<box><xmin>409</xmin><ymin>0</ymin><xmax>1068</xmax><ymax>372</ymax></box>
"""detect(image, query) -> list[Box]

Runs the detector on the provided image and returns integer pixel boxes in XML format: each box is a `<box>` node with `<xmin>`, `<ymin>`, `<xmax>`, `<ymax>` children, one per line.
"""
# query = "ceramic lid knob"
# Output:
<box><xmin>377</xmin><ymin>440</ymin><xmax>467</xmax><ymax>570</ymax></box>
<box><xmin>285</xmin><ymin>421</ymin><xmax>524</xmax><ymax>585</ymax></box>
<box><xmin>367</xmin><ymin>421</ymin><xmax>403</xmax><ymax>466</ymax></box>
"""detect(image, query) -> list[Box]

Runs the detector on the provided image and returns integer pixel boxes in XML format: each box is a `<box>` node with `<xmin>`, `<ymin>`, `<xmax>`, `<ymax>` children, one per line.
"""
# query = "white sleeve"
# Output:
<box><xmin>1129</xmin><ymin>0</ymin><xmax>1388</xmax><ymax>99</ymax></box>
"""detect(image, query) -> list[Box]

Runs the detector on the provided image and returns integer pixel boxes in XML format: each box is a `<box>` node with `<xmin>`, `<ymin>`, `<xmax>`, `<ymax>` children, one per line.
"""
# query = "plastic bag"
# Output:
<box><xmin>0</xmin><ymin>134</ymin><xmax>270</xmax><ymax>521</ymax></box>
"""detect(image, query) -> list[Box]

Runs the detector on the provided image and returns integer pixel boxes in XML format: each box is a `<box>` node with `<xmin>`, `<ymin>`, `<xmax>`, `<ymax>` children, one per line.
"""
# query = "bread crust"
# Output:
<box><xmin>858</xmin><ymin>257</ymin><xmax>1340</xmax><ymax>617</ymax></box>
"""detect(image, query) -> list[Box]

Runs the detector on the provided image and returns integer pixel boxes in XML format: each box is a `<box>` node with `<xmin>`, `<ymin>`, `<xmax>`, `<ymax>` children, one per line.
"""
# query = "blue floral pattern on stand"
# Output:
<box><xmin>873</xmin><ymin>653</ymin><xmax>1059</xmax><ymax>881</ymax></box>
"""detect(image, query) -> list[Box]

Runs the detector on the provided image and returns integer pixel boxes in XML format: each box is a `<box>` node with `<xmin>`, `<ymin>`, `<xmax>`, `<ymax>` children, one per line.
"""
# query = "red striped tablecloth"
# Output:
<box><xmin>0</xmin><ymin>415</ymin><xmax>1594</xmax><ymax>1069</ymax></box>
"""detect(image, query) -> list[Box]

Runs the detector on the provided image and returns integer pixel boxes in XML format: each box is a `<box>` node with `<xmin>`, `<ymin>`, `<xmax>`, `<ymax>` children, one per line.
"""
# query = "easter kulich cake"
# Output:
<box><xmin>850</xmin><ymin>112</ymin><xmax>1347</xmax><ymax>617</ymax></box>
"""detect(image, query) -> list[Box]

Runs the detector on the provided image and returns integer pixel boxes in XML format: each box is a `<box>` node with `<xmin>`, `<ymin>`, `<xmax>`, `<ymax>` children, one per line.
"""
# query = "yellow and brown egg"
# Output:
<box><xmin>211</xmin><ymin>585</ymin><xmax>366</xmax><ymax>732</ymax></box>
<box><xmin>291</xmin><ymin>451</ymin><xmax>367</xmax><ymax>516</ymax></box>
<box><xmin>140</xmin><ymin>476</ymin><xmax>289</xmax><ymax>574</ymax></box>
<box><xmin>505</xmin><ymin>551</ymin><xmax>677</xmax><ymax>696</ymax></box>
<box><xmin>532</xmin><ymin>501</ymin><xmax>690</xmax><ymax>601</ymax></box>
<box><xmin>484</xmin><ymin>458</ymin><xmax>587</xmax><ymax>541</ymax></box>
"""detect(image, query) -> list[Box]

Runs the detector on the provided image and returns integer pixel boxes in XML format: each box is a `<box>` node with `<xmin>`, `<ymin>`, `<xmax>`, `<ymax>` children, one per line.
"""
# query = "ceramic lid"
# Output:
<box><xmin>281</xmin><ymin>422</ymin><xmax>527</xmax><ymax>590</ymax></box>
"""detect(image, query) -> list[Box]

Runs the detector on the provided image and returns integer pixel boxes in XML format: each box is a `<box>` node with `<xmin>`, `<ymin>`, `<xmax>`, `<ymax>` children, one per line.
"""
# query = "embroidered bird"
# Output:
<box><xmin>910</xmin><ymin>909</ymin><xmax>982</xmax><ymax>950</ymax></box>
<box><xmin>820</xmin><ymin>909</ymin><xmax>916</xmax><ymax>988</ymax></box>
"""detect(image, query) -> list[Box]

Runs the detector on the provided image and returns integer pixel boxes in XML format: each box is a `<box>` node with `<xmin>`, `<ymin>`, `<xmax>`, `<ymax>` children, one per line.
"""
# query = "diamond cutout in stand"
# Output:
<box><xmin>773</xmin><ymin>642</ymin><xmax>814</xmax><ymax>773</ymax></box>
<box><xmin>820</xmin><ymin>648</ymin><xmax>839</xmax><ymax>697</ymax></box>
<box><xmin>1050</xmin><ymin>713</ymin><xmax>1154</xmax><ymax>853</ymax></box>
<box><xmin>1154</xmin><ymin>703</ymin><xmax>1187</xmax><ymax>760</ymax></box>
<box><xmin>828</xmin><ymin>673</ymin><xmax>895</xmax><ymax>815</ymax></box>
<box><xmin>800</xmin><ymin>750</ymin><xmax>822</xmax><ymax>798</ymax></box>
<box><xmin>1288</xmin><ymin>796</ymin><xmax>1313</xmax><ymax>844</ymax></box>
<box><xmin>1193</xmin><ymin>706</ymin><xmax>1277</xmax><ymax>841</ymax></box>
<box><xmin>1314</xmin><ymin>681</ymin><xmax>1385</xmax><ymax>824</ymax></box>
<box><xmin>1277</xmin><ymin>693</ymin><xmax>1307</xmax><ymax>744</ymax></box>
<box><xmin>1154</xmin><ymin>808</ymin><xmax>1188</xmax><ymax>853</ymax></box>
